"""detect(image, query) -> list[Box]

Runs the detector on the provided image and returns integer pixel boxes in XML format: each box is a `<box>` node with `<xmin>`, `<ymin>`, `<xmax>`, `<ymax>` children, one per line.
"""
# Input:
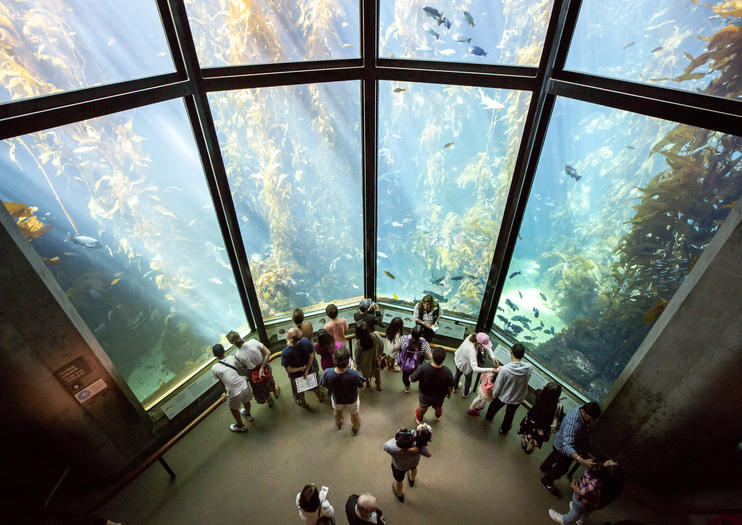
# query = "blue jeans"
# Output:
<box><xmin>561</xmin><ymin>493</ymin><xmax>591</xmax><ymax>524</ymax></box>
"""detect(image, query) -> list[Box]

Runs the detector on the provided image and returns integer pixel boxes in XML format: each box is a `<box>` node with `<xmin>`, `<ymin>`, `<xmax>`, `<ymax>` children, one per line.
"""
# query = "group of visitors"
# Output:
<box><xmin>296</xmin><ymin>484</ymin><xmax>386</xmax><ymax>525</ymax></box>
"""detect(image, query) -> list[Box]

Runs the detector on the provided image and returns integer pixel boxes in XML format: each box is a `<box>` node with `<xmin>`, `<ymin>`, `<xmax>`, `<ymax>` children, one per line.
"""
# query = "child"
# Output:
<box><xmin>467</xmin><ymin>366</ymin><xmax>501</xmax><ymax>416</ymax></box>
<box><xmin>548</xmin><ymin>460</ymin><xmax>623</xmax><ymax>525</ymax></box>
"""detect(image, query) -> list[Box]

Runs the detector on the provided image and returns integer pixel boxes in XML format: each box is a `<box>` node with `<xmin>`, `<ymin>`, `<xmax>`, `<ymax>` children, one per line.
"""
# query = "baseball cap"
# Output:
<box><xmin>476</xmin><ymin>332</ymin><xmax>492</xmax><ymax>350</ymax></box>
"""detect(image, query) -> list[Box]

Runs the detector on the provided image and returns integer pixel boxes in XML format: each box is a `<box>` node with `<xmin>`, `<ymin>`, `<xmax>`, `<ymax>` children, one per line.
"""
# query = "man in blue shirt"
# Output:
<box><xmin>320</xmin><ymin>346</ymin><xmax>365</xmax><ymax>435</ymax></box>
<box><xmin>281</xmin><ymin>327</ymin><xmax>324</xmax><ymax>408</ymax></box>
<box><xmin>540</xmin><ymin>401</ymin><xmax>601</xmax><ymax>497</ymax></box>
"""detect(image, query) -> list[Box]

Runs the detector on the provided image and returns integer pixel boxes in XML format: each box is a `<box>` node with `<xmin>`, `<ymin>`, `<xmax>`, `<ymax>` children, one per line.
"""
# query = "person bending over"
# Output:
<box><xmin>211</xmin><ymin>343</ymin><xmax>253</xmax><ymax>433</ymax></box>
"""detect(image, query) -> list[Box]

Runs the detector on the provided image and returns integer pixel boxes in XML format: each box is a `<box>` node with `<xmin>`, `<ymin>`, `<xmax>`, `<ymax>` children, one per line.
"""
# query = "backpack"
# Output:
<box><xmin>397</xmin><ymin>336</ymin><xmax>420</xmax><ymax>373</ymax></box>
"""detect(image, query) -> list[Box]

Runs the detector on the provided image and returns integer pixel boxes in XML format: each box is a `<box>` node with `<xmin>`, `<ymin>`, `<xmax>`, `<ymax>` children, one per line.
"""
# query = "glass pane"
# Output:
<box><xmin>185</xmin><ymin>0</ymin><xmax>360</xmax><ymax>66</ymax></box>
<box><xmin>496</xmin><ymin>97</ymin><xmax>742</xmax><ymax>400</ymax></box>
<box><xmin>0</xmin><ymin>0</ymin><xmax>173</xmax><ymax>103</ymax></box>
<box><xmin>379</xmin><ymin>0</ymin><xmax>554</xmax><ymax>66</ymax></box>
<box><xmin>566</xmin><ymin>0</ymin><xmax>741</xmax><ymax>100</ymax></box>
<box><xmin>209</xmin><ymin>82</ymin><xmax>363</xmax><ymax>318</ymax></box>
<box><xmin>0</xmin><ymin>100</ymin><xmax>248</xmax><ymax>405</ymax></box>
<box><xmin>377</xmin><ymin>81</ymin><xmax>531</xmax><ymax>318</ymax></box>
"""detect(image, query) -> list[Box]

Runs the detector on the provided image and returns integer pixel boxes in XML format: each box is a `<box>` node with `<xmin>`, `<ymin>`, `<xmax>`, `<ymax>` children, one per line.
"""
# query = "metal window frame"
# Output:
<box><xmin>1</xmin><ymin>0</ymin><xmax>740</xmax><ymax>402</ymax></box>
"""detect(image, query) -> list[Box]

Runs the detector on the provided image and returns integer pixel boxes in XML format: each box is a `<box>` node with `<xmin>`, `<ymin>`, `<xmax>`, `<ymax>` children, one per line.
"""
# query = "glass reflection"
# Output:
<box><xmin>379</xmin><ymin>0</ymin><xmax>554</xmax><ymax>65</ymax></box>
<box><xmin>0</xmin><ymin>100</ymin><xmax>247</xmax><ymax>405</ymax></box>
<box><xmin>0</xmin><ymin>0</ymin><xmax>172</xmax><ymax>103</ymax></box>
<box><xmin>209</xmin><ymin>82</ymin><xmax>363</xmax><ymax>318</ymax></box>
<box><xmin>377</xmin><ymin>81</ymin><xmax>531</xmax><ymax>317</ymax></box>
<box><xmin>497</xmin><ymin>97</ymin><xmax>742</xmax><ymax>400</ymax></box>
<box><xmin>185</xmin><ymin>0</ymin><xmax>360</xmax><ymax>66</ymax></box>
<box><xmin>567</xmin><ymin>0</ymin><xmax>741</xmax><ymax>99</ymax></box>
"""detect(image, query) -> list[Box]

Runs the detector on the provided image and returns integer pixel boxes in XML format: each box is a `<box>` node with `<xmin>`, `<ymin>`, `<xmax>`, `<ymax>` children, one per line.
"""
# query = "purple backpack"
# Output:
<box><xmin>397</xmin><ymin>336</ymin><xmax>420</xmax><ymax>373</ymax></box>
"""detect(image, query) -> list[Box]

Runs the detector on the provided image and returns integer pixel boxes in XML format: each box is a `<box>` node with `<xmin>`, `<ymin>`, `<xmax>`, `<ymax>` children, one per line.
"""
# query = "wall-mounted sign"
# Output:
<box><xmin>74</xmin><ymin>378</ymin><xmax>107</xmax><ymax>404</ymax></box>
<box><xmin>53</xmin><ymin>356</ymin><xmax>93</xmax><ymax>393</ymax></box>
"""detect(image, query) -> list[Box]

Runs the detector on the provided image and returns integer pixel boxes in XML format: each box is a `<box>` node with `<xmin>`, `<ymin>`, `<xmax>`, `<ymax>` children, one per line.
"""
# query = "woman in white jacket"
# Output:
<box><xmin>453</xmin><ymin>332</ymin><xmax>499</xmax><ymax>398</ymax></box>
<box><xmin>296</xmin><ymin>483</ymin><xmax>334</xmax><ymax>524</ymax></box>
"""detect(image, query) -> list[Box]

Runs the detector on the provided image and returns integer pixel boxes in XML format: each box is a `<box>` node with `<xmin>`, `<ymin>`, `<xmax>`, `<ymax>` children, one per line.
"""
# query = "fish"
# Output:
<box><xmin>443</xmin><ymin>142</ymin><xmax>455</xmax><ymax>149</ymax></box>
<box><xmin>209</xmin><ymin>277</ymin><xmax>224</xmax><ymax>285</ymax></box>
<box><xmin>393</xmin><ymin>293</ymin><xmax>399</xmax><ymax>300</ymax></box>
<box><xmin>564</xmin><ymin>165</ymin><xmax>581</xmax><ymax>181</ymax></box>
<box><xmin>478</xmin><ymin>88</ymin><xmax>504</xmax><ymax>110</ymax></box>
<box><xmin>440</xmin><ymin>17</ymin><xmax>452</xmax><ymax>29</ymax></box>
<box><xmin>545</xmin><ymin>326</ymin><xmax>555</xmax><ymax>335</ymax></box>
<box><xmin>539</xmin><ymin>292</ymin><xmax>547</xmax><ymax>301</ymax></box>
<box><xmin>329</xmin><ymin>256</ymin><xmax>341</xmax><ymax>272</ymax></box>
<box><xmin>627</xmin><ymin>145</ymin><xmax>636</xmax><ymax>150</ymax></box>
<box><xmin>496</xmin><ymin>315</ymin><xmax>509</xmax><ymax>324</ymax></box>
<box><xmin>469</xmin><ymin>45</ymin><xmax>487</xmax><ymax>57</ymax></box>
<box><xmin>154</xmin><ymin>205</ymin><xmax>177</xmax><ymax>219</ymax></box>
<box><xmin>509</xmin><ymin>271</ymin><xmax>522</xmax><ymax>279</ymax></box>
<box><xmin>42</xmin><ymin>256</ymin><xmax>60</xmax><ymax>264</ymax></box>
<box><xmin>721</xmin><ymin>201</ymin><xmax>737</xmax><ymax>209</ymax></box>
<box><xmin>511</xmin><ymin>315</ymin><xmax>531</xmax><ymax>326</ymax></box>
<box><xmin>510</xmin><ymin>324</ymin><xmax>524</xmax><ymax>334</ymax></box>
<box><xmin>111</xmin><ymin>278</ymin><xmax>121</xmax><ymax>286</ymax></box>
<box><xmin>422</xmin><ymin>290</ymin><xmax>447</xmax><ymax>303</ymax></box>
<box><xmin>426</xmin><ymin>28</ymin><xmax>440</xmax><ymax>39</ymax></box>
<box><xmin>532</xmin><ymin>326</ymin><xmax>543</xmax><ymax>332</ymax></box>
<box><xmin>67</xmin><ymin>233</ymin><xmax>102</xmax><ymax>249</ymax></box>
<box><xmin>462</xmin><ymin>10</ymin><xmax>475</xmax><ymax>27</ymax></box>
<box><xmin>497</xmin><ymin>306</ymin><xmax>504</xmax><ymax>312</ymax></box>
<box><xmin>393</xmin><ymin>87</ymin><xmax>406</xmax><ymax>93</ymax></box>
<box><xmin>383</xmin><ymin>271</ymin><xmax>396</xmax><ymax>280</ymax></box>
<box><xmin>390</xmin><ymin>221</ymin><xmax>404</xmax><ymax>227</ymax></box>
<box><xmin>453</xmin><ymin>33</ymin><xmax>471</xmax><ymax>43</ymax></box>
<box><xmin>450</xmin><ymin>275</ymin><xmax>464</xmax><ymax>281</ymax></box>
<box><xmin>342</xmin><ymin>43</ymin><xmax>353</xmax><ymax>48</ymax></box>
<box><xmin>505</xmin><ymin>298</ymin><xmax>519</xmax><ymax>311</ymax></box>
<box><xmin>533</xmin><ymin>307</ymin><xmax>539</xmax><ymax>318</ymax></box>
<box><xmin>651</xmin><ymin>46</ymin><xmax>663</xmax><ymax>53</ymax></box>
<box><xmin>518</xmin><ymin>290</ymin><xmax>523</xmax><ymax>299</ymax></box>
<box><xmin>623</xmin><ymin>41</ymin><xmax>635</xmax><ymax>49</ymax></box>
<box><xmin>423</xmin><ymin>6</ymin><xmax>443</xmax><ymax>21</ymax></box>
<box><xmin>352</xmin><ymin>284</ymin><xmax>359</xmax><ymax>289</ymax></box>
<box><xmin>73</xmin><ymin>146</ymin><xmax>97</xmax><ymax>154</ymax></box>
<box><xmin>523</xmin><ymin>335</ymin><xmax>535</xmax><ymax>341</ymax></box>
<box><xmin>378</xmin><ymin>252</ymin><xmax>388</xmax><ymax>258</ymax></box>
<box><xmin>430</xmin><ymin>276</ymin><xmax>445</xmax><ymax>285</ymax></box>
<box><xmin>87</xmin><ymin>289</ymin><xmax>102</xmax><ymax>299</ymax></box>
<box><xmin>643</xmin><ymin>299</ymin><xmax>668</xmax><ymax>324</ymax></box>
<box><xmin>93</xmin><ymin>323</ymin><xmax>106</xmax><ymax>335</ymax></box>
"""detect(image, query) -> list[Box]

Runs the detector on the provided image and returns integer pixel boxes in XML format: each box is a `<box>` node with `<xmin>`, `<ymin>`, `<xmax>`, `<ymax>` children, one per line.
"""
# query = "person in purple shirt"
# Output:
<box><xmin>540</xmin><ymin>402</ymin><xmax>601</xmax><ymax>497</ymax></box>
<box><xmin>281</xmin><ymin>327</ymin><xmax>324</xmax><ymax>408</ymax></box>
<box><xmin>320</xmin><ymin>346</ymin><xmax>366</xmax><ymax>435</ymax></box>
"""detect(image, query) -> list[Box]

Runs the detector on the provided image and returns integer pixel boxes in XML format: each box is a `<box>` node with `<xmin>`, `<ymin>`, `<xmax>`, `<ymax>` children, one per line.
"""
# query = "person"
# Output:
<box><xmin>354</xmin><ymin>320</ymin><xmax>384</xmax><ymax>391</ymax></box>
<box><xmin>484</xmin><ymin>342</ymin><xmax>532</xmax><ymax>435</ymax></box>
<box><xmin>453</xmin><ymin>332</ymin><xmax>499</xmax><ymax>398</ymax></box>
<box><xmin>296</xmin><ymin>483</ymin><xmax>334</xmax><ymax>525</ymax></box>
<box><xmin>384</xmin><ymin>316</ymin><xmax>404</xmax><ymax>372</ymax></box>
<box><xmin>320</xmin><ymin>346</ymin><xmax>365</xmax><ymax>435</ymax></box>
<box><xmin>281</xmin><ymin>327</ymin><xmax>325</xmax><ymax>408</ymax></box>
<box><xmin>395</xmin><ymin>325</ymin><xmax>432</xmax><ymax>393</ymax></box>
<box><xmin>413</xmin><ymin>294</ymin><xmax>440</xmax><ymax>342</ymax></box>
<box><xmin>548</xmin><ymin>460</ymin><xmax>624</xmax><ymax>524</ymax></box>
<box><xmin>354</xmin><ymin>298</ymin><xmax>383</xmax><ymax>331</ymax></box>
<box><xmin>315</xmin><ymin>328</ymin><xmax>342</xmax><ymax>371</ymax></box>
<box><xmin>540</xmin><ymin>402</ymin><xmax>602</xmax><ymax>498</ymax></box>
<box><xmin>410</xmin><ymin>347</ymin><xmax>454</xmax><ymax>423</ymax></box>
<box><xmin>227</xmin><ymin>330</ymin><xmax>280</xmax><ymax>408</ymax></box>
<box><xmin>383</xmin><ymin>424</ymin><xmax>432</xmax><ymax>503</ymax></box>
<box><xmin>467</xmin><ymin>367</ymin><xmax>500</xmax><ymax>416</ymax></box>
<box><xmin>345</xmin><ymin>493</ymin><xmax>386</xmax><ymax>525</ymax></box>
<box><xmin>211</xmin><ymin>343</ymin><xmax>253</xmax><ymax>433</ymax></box>
<box><xmin>519</xmin><ymin>381</ymin><xmax>562</xmax><ymax>453</ymax></box>
<box><xmin>323</xmin><ymin>303</ymin><xmax>348</xmax><ymax>344</ymax></box>
<box><xmin>293</xmin><ymin>308</ymin><xmax>314</xmax><ymax>339</ymax></box>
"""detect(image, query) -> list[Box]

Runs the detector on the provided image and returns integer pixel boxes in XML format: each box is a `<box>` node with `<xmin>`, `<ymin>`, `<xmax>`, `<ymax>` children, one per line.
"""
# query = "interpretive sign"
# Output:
<box><xmin>53</xmin><ymin>356</ymin><xmax>93</xmax><ymax>393</ymax></box>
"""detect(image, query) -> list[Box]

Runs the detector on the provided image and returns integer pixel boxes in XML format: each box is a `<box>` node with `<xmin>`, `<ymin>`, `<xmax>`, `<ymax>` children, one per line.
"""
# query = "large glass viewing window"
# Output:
<box><xmin>209</xmin><ymin>81</ymin><xmax>364</xmax><ymax>319</ymax></box>
<box><xmin>0</xmin><ymin>0</ymin><xmax>173</xmax><ymax>103</ymax></box>
<box><xmin>496</xmin><ymin>97</ymin><xmax>741</xmax><ymax>401</ymax></box>
<box><xmin>377</xmin><ymin>80</ymin><xmax>531</xmax><ymax>318</ymax></box>
<box><xmin>0</xmin><ymin>100</ymin><xmax>248</xmax><ymax>406</ymax></box>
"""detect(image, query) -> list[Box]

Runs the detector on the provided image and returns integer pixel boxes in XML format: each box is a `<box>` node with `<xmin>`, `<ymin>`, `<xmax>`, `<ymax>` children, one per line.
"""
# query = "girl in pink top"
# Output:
<box><xmin>323</xmin><ymin>303</ymin><xmax>348</xmax><ymax>343</ymax></box>
<box><xmin>467</xmin><ymin>366</ymin><xmax>501</xmax><ymax>416</ymax></box>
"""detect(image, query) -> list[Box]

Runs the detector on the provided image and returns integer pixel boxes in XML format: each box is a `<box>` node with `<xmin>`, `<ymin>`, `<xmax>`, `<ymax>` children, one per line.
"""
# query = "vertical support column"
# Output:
<box><xmin>361</xmin><ymin>0</ymin><xmax>378</xmax><ymax>302</ymax></box>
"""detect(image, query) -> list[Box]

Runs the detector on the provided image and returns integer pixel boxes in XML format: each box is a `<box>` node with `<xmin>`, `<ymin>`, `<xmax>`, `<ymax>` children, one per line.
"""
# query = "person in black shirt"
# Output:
<box><xmin>281</xmin><ymin>327</ymin><xmax>324</xmax><ymax>408</ymax></box>
<box><xmin>345</xmin><ymin>493</ymin><xmax>386</xmax><ymax>524</ymax></box>
<box><xmin>410</xmin><ymin>347</ymin><xmax>454</xmax><ymax>423</ymax></box>
<box><xmin>320</xmin><ymin>346</ymin><xmax>365</xmax><ymax>435</ymax></box>
<box><xmin>354</xmin><ymin>298</ymin><xmax>383</xmax><ymax>331</ymax></box>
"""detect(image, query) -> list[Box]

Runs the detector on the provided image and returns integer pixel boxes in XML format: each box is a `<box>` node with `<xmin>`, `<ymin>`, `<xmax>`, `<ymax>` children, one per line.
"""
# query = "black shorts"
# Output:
<box><xmin>419</xmin><ymin>394</ymin><xmax>444</xmax><ymax>410</ymax></box>
<box><xmin>391</xmin><ymin>463</ymin><xmax>408</xmax><ymax>482</ymax></box>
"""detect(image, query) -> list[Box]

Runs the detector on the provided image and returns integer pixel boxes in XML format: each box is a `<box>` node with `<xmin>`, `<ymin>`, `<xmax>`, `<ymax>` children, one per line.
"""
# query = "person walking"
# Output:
<box><xmin>354</xmin><ymin>320</ymin><xmax>384</xmax><ymax>391</ymax></box>
<box><xmin>320</xmin><ymin>346</ymin><xmax>365</xmax><ymax>435</ymax></box>
<box><xmin>395</xmin><ymin>325</ymin><xmax>432</xmax><ymax>393</ymax></box>
<box><xmin>484</xmin><ymin>342</ymin><xmax>532</xmax><ymax>435</ymax></box>
<box><xmin>548</xmin><ymin>460</ymin><xmax>624</xmax><ymax>524</ymax></box>
<box><xmin>227</xmin><ymin>330</ymin><xmax>280</xmax><ymax>408</ymax></box>
<box><xmin>296</xmin><ymin>484</ymin><xmax>334</xmax><ymax>525</ymax></box>
<box><xmin>518</xmin><ymin>381</ymin><xmax>562</xmax><ymax>453</ymax></box>
<box><xmin>383</xmin><ymin>424</ymin><xmax>432</xmax><ymax>503</ymax></box>
<box><xmin>410</xmin><ymin>347</ymin><xmax>455</xmax><ymax>423</ymax></box>
<box><xmin>345</xmin><ymin>493</ymin><xmax>386</xmax><ymax>525</ymax></box>
<box><xmin>211</xmin><ymin>343</ymin><xmax>253</xmax><ymax>433</ymax></box>
<box><xmin>281</xmin><ymin>327</ymin><xmax>325</xmax><ymax>408</ymax></box>
<box><xmin>453</xmin><ymin>332</ymin><xmax>499</xmax><ymax>398</ymax></box>
<box><xmin>540</xmin><ymin>402</ymin><xmax>602</xmax><ymax>498</ymax></box>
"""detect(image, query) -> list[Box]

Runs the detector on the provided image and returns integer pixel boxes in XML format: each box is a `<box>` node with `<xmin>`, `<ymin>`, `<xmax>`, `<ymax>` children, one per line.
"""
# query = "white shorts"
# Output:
<box><xmin>331</xmin><ymin>396</ymin><xmax>360</xmax><ymax>415</ymax></box>
<box><xmin>228</xmin><ymin>388</ymin><xmax>253</xmax><ymax>409</ymax></box>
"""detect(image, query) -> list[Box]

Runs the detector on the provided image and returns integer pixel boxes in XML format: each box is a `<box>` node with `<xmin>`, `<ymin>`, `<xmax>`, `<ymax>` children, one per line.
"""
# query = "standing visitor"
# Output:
<box><xmin>211</xmin><ymin>343</ymin><xmax>253</xmax><ymax>433</ymax></box>
<box><xmin>320</xmin><ymin>346</ymin><xmax>365</xmax><ymax>435</ymax></box>
<box><xmin>293</xmin><ymin>308</ymin><xmax>314</xmax><ymax>339</ymax></box>
<box><xmin>518</xmin><ymin>381</ymin><xmax>562</xmax><ymax>453</ymax></box>
<box><xmin>296</xmin><ymin>483</ymin><xmax>334</xmax><ymax>525</ymax></box>
<box><xmin>453</xmin><ymin>332</ymin><xmax>499</xmax><ymax>398</ymax></box>
<box><xmin>540</xmin><ymin>402</ymin><xmax>602</xmax><ymax>498</ymax></box>
<box><xmin>281</xmin><ymin>328</ymin><xmax>325</xmax><ymax>408</ymax></box>
<box><xmin>354</xmin><ymin>298</ymin><xmax>383</xmax><ymax>331</ymax></box>
<box><xmin>345</xmin><ymin>493</ymin><xmax>386</xmax><ymax>525</ymax></box>
<box><xmin>548</xmin><ymin>460</ymin><xmax>624</xmax><ymax>524</ymax></box>
<box><xmin>467</xmin><ymin>368</ymin><xmax>500</xmax><ymax>416</ymax></box>
<box><xmin>409</xmin><ymin>347</ymin><xmax>455</xmax><ymax>423</ymax></box>
<box><xmin>227</xmin><ymin>331</ymin><xmax>280</xmax><ymax>408</ymax></box>
<box><xmin>484</xmin><ymin>342</ymin><xmax>532</xmax><ymax>435</ymax></box>
<box><xmin>384</xmin><ymin>316</ymin><xmax>404</xmax><ymax>372</ymax></box>
<box><xmin>315</xmin><ymin>328</ymin><xmax>342</xmax><ymax>371</ymax></box>
<box><xmin>383</xmin><ymin>424</ymin><xmax>433</xmax><ymax>503</ymax></box>
<box><xmin>394</xmin><ymin>325</ymin><xmax>432</xmax><ymax>393</ymax></box>
<box><xmin>413</xmin><ymin>294</ymin><xmax>440</xmax><ymax>343</ymax></box>
<box><xmin>323</xmin><ymin>303</ymin><xmax>348</xmax><ymax>344</ymax></box>
<box><xmin>354</xmin><ymin>320</ymin><xmax>384</xmax><ymax>391</ymax></box>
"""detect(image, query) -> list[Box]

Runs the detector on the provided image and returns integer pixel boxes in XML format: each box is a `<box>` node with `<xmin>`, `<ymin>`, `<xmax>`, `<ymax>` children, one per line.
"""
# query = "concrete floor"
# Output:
<box><xmin>100</xmin><ymin>355</ymin><xmax>672</xmax><ymax>525</ymax></box>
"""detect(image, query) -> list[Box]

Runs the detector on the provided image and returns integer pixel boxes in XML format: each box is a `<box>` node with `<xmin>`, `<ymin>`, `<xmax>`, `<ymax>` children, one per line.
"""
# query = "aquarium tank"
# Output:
<box><xmin>1</xmin><ymin>0</ymin><xmax>739</xmax><ymax>408</ymax></box>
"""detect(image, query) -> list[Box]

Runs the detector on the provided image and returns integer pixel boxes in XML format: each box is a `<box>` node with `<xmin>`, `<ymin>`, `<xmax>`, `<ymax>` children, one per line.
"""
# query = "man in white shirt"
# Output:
<box><xmin>211</xmin><ymin>343</ymin><xmax>253</xmax><ymax>433</ymax></box>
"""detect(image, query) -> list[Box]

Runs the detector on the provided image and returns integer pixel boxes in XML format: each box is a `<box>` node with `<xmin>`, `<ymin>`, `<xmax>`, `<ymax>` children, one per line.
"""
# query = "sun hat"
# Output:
<box><xmin>476</xmin><ymin>332</ymin><xmax>492</xmax><ymax>350</ymax></box>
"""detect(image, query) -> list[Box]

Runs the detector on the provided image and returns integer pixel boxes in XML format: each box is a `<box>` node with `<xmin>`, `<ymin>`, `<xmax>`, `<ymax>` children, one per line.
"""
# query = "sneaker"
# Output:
<box><xmin>392</xmin><ymin>483</ymin><xmax>404</xmax><ymax>502</ymax></box>
<box><xmin>414</xmin><ymin>407</ymin><xmax>423</xmax><ymax>425</ymax></box>
<box><xmin>434</xmin><ymin>415</ymin><xmax>442</xmax><ymax>422</ymax></box>
<box><xmin>406</xmin><ymin>471</ymin><xmax>415</xmax><ymax>487</ymax></box>
<box><xmin>240</xmin><ymin>408</ymin><xmax>255</xmax><ymax>422</ymax></box>
<box><xmin>462</xmin><ymin>392</ymin><xmax>470</xmax><ymax>399</ymax></box>
<box><xmin>575</xmin><ymin>519</ymin><xmax>585</xmax><ymax>525</ymax></box>
<box><xmin>467</xmin><ymin>408</ymin><xmax>481</xmax><ymax>416</ymax></box>
<box><xmin>404</xmin><ymin>386</ymin><xmax>410</xmax><ymax>393</ymax></box>
<box><xmin>540</xmin><ymin>480</ymin><xmax>561</xmax><ymax>498</ymax></box>
<box><xmin>498</xmin><ymin>428</ymin><xmax>508</xmax><ymax>435</ymax></box>
<box><xmin>229</xmin><ymin>424</ymin><xmax>248</xmax><ymax>433</ymax></box>
<box><xmin>352</xmin><ymin>426</ymin><xmax>359</xmax><ymax>436</ymax></box>
<box><xmin>336</xmin><ymin>420</ymin><xmax>343</xmax><ymax>430</ymax></box>
<box><xmin>548</xmin><ymin>509</ymin><xmax>565</xmax><ymax>524</ymax></box>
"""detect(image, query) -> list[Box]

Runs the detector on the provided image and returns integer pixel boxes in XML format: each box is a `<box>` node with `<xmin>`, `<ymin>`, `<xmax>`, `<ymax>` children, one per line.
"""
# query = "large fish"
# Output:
<box><xmin>462</xmin><ymin>10</ymin><xmax>475</xmax><ymax>27</ymax></box>
<box><xmin>505</xmin><ymin>298</ymin><xmax>519</xmax><ymax>311</ymax></box>
<box><xmin>469</xmin><ymin>45</ymin><xmax>487</xmax><ymax>57</ymax></box>
<box><xmin>511</xmin><ymin>315</ymin><xmax>531</xmax><ymax>326</ymax></box>
<box><xmin>564</xmin><ymin>165</ymin><xmax>581</xmax><ymax>181</ymax></box>
<box><xmin>423</xmin><ymin>6</ymin><xmax>443</xmax><ymax>21</ymax></box>
<box><xmin>68</xmin><ymin>233</ymin><xmax>102</xmax><ymax>249</ymax></box>
<box><xmin>453</xmin><ymin>33</ymin><xmax>471</xmax><ymax>43</ymax></box>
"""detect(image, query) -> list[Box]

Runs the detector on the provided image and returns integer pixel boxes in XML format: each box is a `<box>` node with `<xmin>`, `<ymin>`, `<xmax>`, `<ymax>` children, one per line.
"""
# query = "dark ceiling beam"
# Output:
<box><xmin>376</xmin><ymin>65</ymin><xmax>537</xmax><ymax>91</ymax></box>
<box><xmin>204</xmin><ymin>67</ymin><xmax>364</xmax><ymax>92</ymax></box>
